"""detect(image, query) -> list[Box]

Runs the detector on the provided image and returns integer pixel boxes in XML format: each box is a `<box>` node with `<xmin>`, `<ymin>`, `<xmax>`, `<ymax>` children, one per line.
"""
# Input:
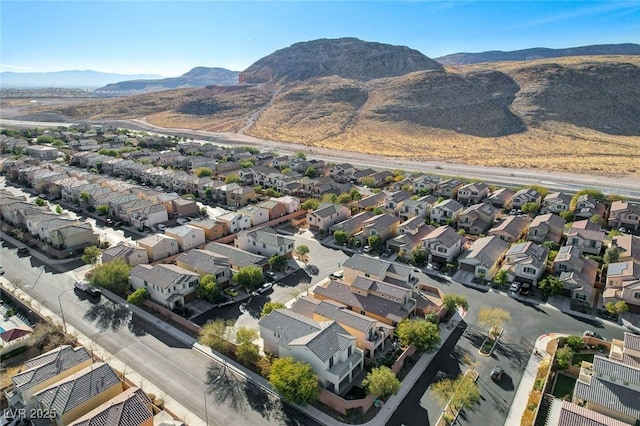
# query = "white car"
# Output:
<box><xmin>257</xmin><ymin>282</ymin><xmax>273</xmax><ymax>294</ymax></box>
<box><xmin>0</xmin><ymin>265</ymin><xmax>4</xmax><ymax>275</ymax></box>
<box><xmin>509</xmin><ymin>281</ymin><xmax>522</xmax><ymax>293</ymax></box>
<box><xmin>176</xmin><ymin>218</ymin><xmax>188</xmax><ymax>225</ymax></box>
<box><xmin>156</xmin><ymin>224</ymin><xmax>167</xmax><ymax>231</ymax></box>
<box><xmin>363</xmin><ymin>245</ymin><xmax>371</xmax><ymax>253</ymax></box>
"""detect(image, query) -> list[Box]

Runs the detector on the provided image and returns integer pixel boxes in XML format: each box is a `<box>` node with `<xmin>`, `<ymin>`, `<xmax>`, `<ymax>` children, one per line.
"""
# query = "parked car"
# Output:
<box><xmin>156</xmin><ymin>224</ymin><xmax>167</xmax><ymax>231</ymax></box>
<box><xmin>0</xmin><ymin>265</ymin><xmax>5</xmax><ymax>275</ymax></box>
<box><xmin>329</xmin><ymin>271</ymin><xmax>344</xmax><ymax>280</ymax></box>
<box><xmin>257</xmin><ymin>282</ymin><xmax>273</xmax><ymax>294</ymax></box>
<box><xmin>519</xmin><ymin>282</ymin><xmax>532</xmax><ymax>296</ymax></box>
<box><xmin>176</xmin><ymin>218</ymin><xmax>189</xmax><ymax>225</ymax></box>
<box><xmin>87</xmin><ymin>287</ymin><xmax>102</xmax><ymax>298</ymax></box>
<box><xmin>583</xmin><ymin>330</ymin><xmax>605</xmax><ymax>340</ymax></box>
<box><xmin>363</xmin><ymin>245</ymin><xmax>371</xmax><ymax>253</ymax></box>
<box><xmin>509</xmin><ymin>281</ymin><xmax>522</xmax><ymax>293</ymax></box>
<box><xmin>224</xmin><ymin>288</ymin><xmax>238</xmax><ymax>297</ymax></box>
<box><xmin>490</xmin><ymin>366</ymin><xmax>504</xmax><ymax>381</ymax></box>
<box><xmin>265</xmin><ymin>270</ymin><xmax>277</xmax><ymax>278</ymax></box>
<box><xmin>74</xmin><ymin>280</ymin><xmax>90</xmax><ymax>292</ymax></box>
<box><xmin>217</xmin><ymin>297</ymin><xmax>236</xmax><ymax>307</ymax></box>
<box><xmin>17</xmin><ymin>247</ymin><xmax>29</xmax><ymax>254</ymax></box>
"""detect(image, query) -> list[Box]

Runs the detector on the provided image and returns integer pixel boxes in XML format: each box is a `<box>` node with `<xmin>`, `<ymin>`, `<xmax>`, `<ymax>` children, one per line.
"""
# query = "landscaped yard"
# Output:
<box><xmin>571</xmin><ymin>352</ymin><xmax>594</xmax><ymax>367</ymax></box>
<box><xmin>552</xmin><ymin>373</ymin><xmax>576</xmax><ymax>399</ymax></box>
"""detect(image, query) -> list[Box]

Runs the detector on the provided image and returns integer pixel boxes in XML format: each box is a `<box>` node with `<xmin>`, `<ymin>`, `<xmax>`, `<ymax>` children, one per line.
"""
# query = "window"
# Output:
<box><xmin>523</xmin><ymin>267</ymin><xmax>536</xmax><ymax>274</ymax></box>
<box><xmin>437</xmin><ymin>246</ymin><xmax>447</xmax><ymax>253</ymax></box>
<box><xmin>329</xmin><ymin>357</ymin><xmax>334</xmax><ymax>368</ymax></box>
<box><xmin>348</xmin><ymin>346</ymin><xmax>352</xmax><ymax>357</ymax></box>
<box><xmin>634</xmin><ymin>292</ymin><xmax>640</xmax><ymax>299</ymax></box>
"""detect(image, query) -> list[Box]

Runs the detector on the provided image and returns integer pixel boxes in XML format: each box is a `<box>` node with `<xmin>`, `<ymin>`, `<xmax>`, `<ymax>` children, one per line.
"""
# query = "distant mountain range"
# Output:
<box><xmin>97</xmin><ymin>67</ymin><xmax>239</xmax><ymax>93</ymax></box>
<box><xmin>0</xmin><ymin>70</ymin><xmax>164</xmax><ymax>89</ymax></box>
<box><xmin>436</xmin><ymin>43</ymin><xmax>640</xmax><ymax>65</ymax></box>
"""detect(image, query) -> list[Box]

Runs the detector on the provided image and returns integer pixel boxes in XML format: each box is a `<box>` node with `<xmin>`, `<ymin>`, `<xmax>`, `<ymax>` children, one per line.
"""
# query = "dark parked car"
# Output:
<box><xmin>520</xmin><ymin>282</ymin><xmax>532</xmax><ymax>296</ymax></box>
<box><xmin>490</xmin><ymin>366</ymin><xmax>504</xmax><ymax>381</ymax></box>
<box><xmin>17</xmin><ymin>247</ymin><xmax>30</xmax><ymax>254</ymax></box>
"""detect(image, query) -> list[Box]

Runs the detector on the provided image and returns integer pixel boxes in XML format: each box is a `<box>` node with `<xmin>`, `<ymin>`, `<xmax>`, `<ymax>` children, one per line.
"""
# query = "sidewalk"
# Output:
<box><xmin>504</xmin><ymin>332</ymin><xmax>567</xmax><ymax>426</ymax></box>
<box><xmin>0</xmin><ymin>279</ymin><xmax>206</xmax><ymax>426</ymax></box>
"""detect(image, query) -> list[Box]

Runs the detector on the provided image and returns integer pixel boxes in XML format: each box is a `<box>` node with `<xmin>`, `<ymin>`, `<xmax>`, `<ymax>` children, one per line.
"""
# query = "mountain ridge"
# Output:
<box><xmin>0</xmin><ymin>70</ymin><xmax>163</xmax><ymax>89</ymax></box>
<box><xmin>97</xmin><ymin>67</ymin><xmax>239</xmax><ymax>93</ymax></box>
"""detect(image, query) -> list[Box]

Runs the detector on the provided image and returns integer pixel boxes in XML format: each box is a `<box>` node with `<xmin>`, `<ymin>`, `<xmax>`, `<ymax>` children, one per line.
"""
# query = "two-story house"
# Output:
<box><xmin>603</xmin><ymin>261</ymin><xmax>640</xmax><ymax>313</ymax></box>
<box><xmin>164</xmin><ymin>225</ymin><xmax>206</xmax><ymax>251</ymax></box>
<box><xmin>136</xmin><ymin>234</ymin><xmax>179</xmax><ymax>261</ymax></box>
<box><xmin>457</xmin><ymin>235</ymin><xmax>510</xmax><ymax>280</ymax></box>
<box><xmin>430</xmin><ymin>199</ymin><xmax>464</xmax><ymax>225</ymax></box>
<box><xmin>386</xmin><ymin>217</ymin><xmax>435</xmax><ymax>255</ymax></box>
<box><xmin>188</xmin><ymin>218</ymin><xmax>228</xmax><ymax>241</ymax></box>
<box><xmin>384</xmin><ymin>191</ymin><xmax>412</xmax><ymax>215</ymax></box>
<box><xmin>457</xmin><ymin>203</ymin><xmax>497</xmax><ymax>235</ymax></box>
<box><xmin>435</xmin><ymin>179</ymin><xmax>464</xmax><ymax>198</ymax></box>
<box><xmin>457</xmin><ymin>182</ymin><xmax>489</xmax><ymax>206</ymax></box>
<box><xmin>307</xmin><ymin>203</ymin><xmax>351</xmax><ymax>233</ymax></box>
<box><xmin>129</xmin><ymin>263</ymin><xmax>200</xmax><ymax>309</ymax></box>
<box><xmin>216</xmin><ymin>212</ymin><xmax>251</xmax><ymax>234</ymax></box>
<box><xmin>330</xmin><ymin>211</ymin><xmax>375</xmax><ymax>239</ymax></box>
<box><xmin>259</xmin><ymin>309</ymin><xmax>364</xmax><ymax>395</ymax></box>
<box><xmin>609</xmin><ymin>200</ymin><xmax>640</xmax><ymax>232</ymax></box>
<box><xmin>101</xmin><ymin>242</ymin><xmax>149</xmax><ymax>266</ymax></box>
<box><xmin>341</xmin><ymin>254</ymin><xmax>418</xmax><ymax>289</ymax></box>
<box><xmin>486</xmin><ymin>187</ymin><xmax>515</xmax><ymax>209</ymax></box>
<box><xmin>488</xmin><ymin>215</ymin><xmax>530</xmax><ymax>243</ymax></box>
<box><xmin>237</xmin><ymin>205</ymin><xmax>270</xmax><ymax>227</ymax></box>
<box><xmin>175</xmin><ymin>249</ymin><xmax>232</xmax><ymax>286</ymax></box>
<box><xmin>421</xmin><ymin>225</ymin><xmax>465</xmax><ymax>264</ymax></box>
<box><xmin>67</xmin><ymin>387</ymin><xmax>153</xmax><ymax>426</ymax></box>
<box><xmin>527</xmin><ymin>213</ymin><xmax>566</xmax><ymax>244</ymax></box>
<box><xmin>566</xmin><ymin>220</ymin><xmax>605</xmax><ymax>255</ymax></box>
<box><xmin>204</xmin><ymin>242</ymin><xmax>269</xmax><ymax>271</ymax></box>
<box><xmin>360</xmin><ymin>213</ymin><xmax>400</xmax><ymax>245</ymax></box>
<box><xmin>235</xmin><ymin>226</ymin><xmax>296</xmax><ymax>257</ymax></box>
<box><xmin>541</xmin><ymin>192</ymin><xmax>572</xmax><ymax>215</ymax></box>
<box><xmin>502</xmin><ymin>241</ymin><xmax>549</xmax><ymax>284</ymax></box>
<box><xmin>399</xmin><ymin>195</ymin><xmax>437</xmax><ymax>221</ymax></box>
<box><xmin>511</xmin><ymin>188</ymin><xmax>542</xmax><ymax>209</ymax></box>
<box><xmin>574</xmin><ymin>194</ymin><xmax>607</xmax><ymax>221</ymax></box>
<box><xmin>612</xmin><ymin>234</ymin><xmax>640</xmax><ymax>263</ymax></box>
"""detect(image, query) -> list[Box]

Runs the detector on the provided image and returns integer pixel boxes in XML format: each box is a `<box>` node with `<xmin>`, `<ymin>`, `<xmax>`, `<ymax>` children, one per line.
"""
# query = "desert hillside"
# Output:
<box><xmin>10</xmin><ymin>38</ymin><xmax>640</xmax><ymax>175</ymax></box>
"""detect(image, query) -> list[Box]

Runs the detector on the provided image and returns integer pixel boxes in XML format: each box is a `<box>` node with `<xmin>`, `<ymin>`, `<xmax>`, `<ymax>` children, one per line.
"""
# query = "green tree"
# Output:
<box><xmin>205</xmin><ymin>188</ymin><xmax>213</xmax><ymax>199</ymax></box>
<box><xmin>35</xmin><ymin>197</ymin><xmax>48</xmax><ymax>206</ymax></box>
<box><xmin>280</xmin><ymin>167</ymin><xmax>292</xmax><ymax>174</ymax></box>
<box><xmin>79</xmin><ymin>191</ymin><xmax>90</xmax><ymax>204</ymax></box>
<box><xmin>542</xmin><ymin>241</ymin><xmax>561</xmax><ymax>251</ymax></box>
<box><xmin>336</xmin><ymin>193</ymin><xmax>352</xmax><ymax>204</ymax></box>
<box><xmin>493</xmin><ymin>270</ymin><xmax>508</xmax><ymax>287</ymax></box>
<box><xmin>477</xmin><ymin>307</ymin><xmax>511</xmax><ymax>330</ymax></box>
<box><xmin>321</xmin><ymin>193</ymin><xmax>337</xmax><ymax>203</ymax></box>
<box><xmin>362</xmin><ymin>177</ymin><xmax>376</xmax><ymax>188</ymax></box>
<box><xmin>96</xmin><ymin>205</ymin><xmax>109</xmax><ymax>216</ymax></box>
<box><xmin>240</xmin><ymin>160</ymin><xmax>255</xmax><ymax>168</ymax></box>
<box><xmin>333</xmin><ymin>230</ymin><xmax>348</xmax><ymax>245</ymax></box>
<box><xmin>431</xmin><ymin>374</ymin><xmax>481</xmax><ymax>412</ymax></box>
<box><xmin>372</xmin><ymin>207</ymin><xmax>383</xmax><ymax>215</ymax></box>
<box><xmin>349</xmin><ymin>188</ymin><xmax>362</xmax><ymax>201</ymax></box>
<box><xmin>55</xmin><ymin>204</ymin><xmax>63</xmax><ymax>214</ymax></box>
<box><xmin>589</xmin><ymin>214</ymin><xmax>606</xmax><ymax>226</ymax></box>
<box><xmin>559</xmin><ymin>210</ymin><xmax>575</xmax><ymax>222</ymax></box>
<box><xmin>234</xmin><ymin>265</ymin><xmax>263</xmax><ymax>290</ymax></box>
<box><xmin>411</xmin><ymin>248</ymin><xmax>427</xmax><ymax>266</ymax></box>
<box><xmin>265</xmin><ymin>188</ymin><xmax>283</xmax><ymax>197</ymax></box>
<box><xmin>605</xmin><ymin>300</ymin><xmax>629</xmax><ymax>315</ymax></box>
<box><xmin>235</xmin><ymin>327</ymin><xmax>259</xmax><ymax>366</ymax></box>
<box><xmin>36</xmin><ymin>135</ymin><xmax>55</xmax><ymax>144</ymax></box>
<box><xmin>224</xmin><ymin>174</ymin><xmax>241</xmax><ymax>184</ymax></box>
<box><xmin>604</xmin><ymin>246</ymin><xmax>621</xmax><ymax>264</ymax></box>
<box><xmin>368</xmin><ymin>235</ymin><xmax>382</xmax><ymax>252</ymax></box>
<box><xmin>521</xmin><ymin>202</ymin><xmax>540</xmax><ymax>215</ymax></box>
<box><xmin>127</xmin><ymin>288</ymin><xmax>149</xmax><ymax>306</ymax></box>
<box><xmin>199</xmin><ymin>319</ymin><xmax>234</xmax><ymax>354</ymax></box>
<box><xmin>294</xmin><ymin>245</ymin><xmax>310</xmax><ymax>260</ymax></box>
<box><xmin>304</xmin><ymin>167</ymin><xmax>317</xmax><ymax>178</ymax></box>
<box><xmin>87</xmin><ymin>258</ymin><xmax>131</xmax><ymax>294</ymax></box>
<box><xmin>300</xmin><ymin>199</ymin><xmax>320</xmax><ymax>211</ymax></box>
<box><xmin>81</xmin><ymin>245</ymin><xmax>102</xmax><ymax>266</ymax></box>
<box><xmin>362</xmin><ymin>366</ymin><xmax>400</xmax><ymax>397</ymax></box>
<box><xmin>194</xmin><ymin>167</ymin><xmax>213</xmax><ymax>178</ymax></box>
<box><xmin>295</xmin><ymin>151</ymin><xmax>306</xmax><ymax>159</ymax></box>
<box><xmin>197</xmin><ymin>274</ymin><xmax>223</xmax><ymax>303</ymax></box>
<box><xmin>269</xmin><ymin>254</ymin><xmax>289</xmax><ymax>270</ymax></box>
<box><xmin>261</xmin><ymin>301</ymin><xmax>286</xmax><ymax>317</ymax></box>
<box><xmin>396</xmin><ymin>318</ymin><xmax>441</xmax><ymax>353</ymax></box>
<box><xmin>556</xmin><ymin>346</ymin><xmax>573</xmax><ymax>369</ymax></box>
<box><xmin>269</xmin><ymin>357</ymin><xmax>319</xmax><ymax>405</ymax></box>
<box><xmin>565</xmin><ymin>335</ymin><xmax>586</xmax><ymax>351</ymax></box>
<box><xmin>570</xmin><ymin>189</ymin><xmax>605</xmax><ymax>210</ymax></box>
<box><xmin>442</xmin><ymin>294</ymin><xmax>469</xmax><ymax>312</ymax></box>
<box><xmin>538</xmin><ymin>275</ymin><xmax>563</xmax><ymax>297</ymax></box>
<box><xmin>425</xmin><ymin>312</ymin><xmax>440</xmax><ymax>324</ymax></box>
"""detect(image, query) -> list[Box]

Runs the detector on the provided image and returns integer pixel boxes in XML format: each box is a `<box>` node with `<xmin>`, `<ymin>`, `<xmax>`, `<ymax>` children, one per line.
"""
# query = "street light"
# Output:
<box><xmin>57</xmin><ymin>288</ymin><xmax>74</xmax><ymax>335</ymax></box>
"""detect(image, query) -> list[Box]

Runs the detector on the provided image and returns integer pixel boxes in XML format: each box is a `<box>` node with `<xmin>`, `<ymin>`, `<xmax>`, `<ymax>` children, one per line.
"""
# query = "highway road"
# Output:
<box><xmin>0</xmin><ymin>242</ymin><xmax>316</xmax><ymax>426</ymax></box>
<box><xmin>2</xmin><ymin>117</ymin><xmax>639</xmax><ymax>201</ymax></box>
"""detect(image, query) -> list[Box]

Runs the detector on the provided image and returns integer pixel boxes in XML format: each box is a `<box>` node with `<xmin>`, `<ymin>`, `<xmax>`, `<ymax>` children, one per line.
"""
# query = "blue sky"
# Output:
<box><xmin>1</xmin><ymin>1</ymin><xmax>639</xmax><ymax>76</ymax></box>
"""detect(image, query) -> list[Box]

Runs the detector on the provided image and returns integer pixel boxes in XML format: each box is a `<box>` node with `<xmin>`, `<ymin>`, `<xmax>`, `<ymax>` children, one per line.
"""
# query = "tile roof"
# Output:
<box><xmin>624</xmin><ymin>332</ymin><xmax>640</xmax><ymax>351</ymax></box>
<box><xmin>343</xmin><ymin>254</ymin><xmax>390</xmax><ymax>277</ymax></box>
<box><xmin>433</xmin><ymin>198</ymin><xmax>464</xmax><ymax>212</ymax></box>
<box><xmin>363</xmin><ymin>213</ymin><xmax>399</xmax><ymax>231</ymax></box>
<box><xmin>130</xmin><ymin>264</ymin><xmax>199</xmax><ymax>289</ymax></box>
<box><xmin>34</xmin><ymin>363</ymin><xmax>122</xmax><ymax>416</ymax></box>
<box><xmin>13</xmin><ymin>346</ymin><xmax>92</xmax><ymax>389</ymax></box>
<box><xmin>67</xmin><ymin>387</ymin><xmax>152</xmax><ymax>426</ymax></box>
<box><xmin>312</xmin><ymin>299</ymin><xmax>377</xmax><ymax>332</ymax></box>
<box><xmin>574</xmin><ymin>375</ymin><xmax>640</xmax><ymax>421</ymax></box>
<box><xmin>330</xmin><ymin>211</ymin><xmax>375</xmax><ymax>234</ymax></box>
<box><xmin>136</xmin><ymin>233</ymin><xmax>177</xmax><ymax>248</ymax></box>
<box><xmin>312</xmin><ymin>203</ymin><xmax>344</xmax><ymax>219</ymax></box>
<box><xmin>458</xmin><ymin>235</ymin><xmax>510</xmax><ymax>267</ymax></box>
<box><xmin>557</xmin><ymin>401</ymin><xmax>628</xmax><ymax>426</ymax></box>
<box><xmin>351</xmin><ymin>276</ymin><xmax>410</xmax><ymax>300</ymax></box>
<box><xmin>423</xmin><ymin>225</ymin><xmax>464</xmax><ymax>248</ymax></box>
<box><xmin>289</xmin><ymin>321</ymin><xmax>354</xmax><ymax>362</ymax></box>
<box><xmin>489</xmin><ymin>215</ymin><xmax>529</xmax><ymax>239</ymax></box>
<box><xmin>175</xmin><ymin>249</ymin><xmax>230</xmax><ymax>274</ymax></box>
<box><xmin>258</xmin><ymin>309</ymin><xmax>322</xmax><ymax>348</ymax></box>
<box><xmin>204</xmin><ymin>242</ymin><xmax>267</xmax><ymax>268</ymax></box>
<box><xmin>0</xmin><ymin>326</ymin><xmax>31</xmax><ymax>342</ymax></box>
<box><xmin>244</xmin><ymin>226</ymin><xmax>295</xmax><ymax>248</ymax></box>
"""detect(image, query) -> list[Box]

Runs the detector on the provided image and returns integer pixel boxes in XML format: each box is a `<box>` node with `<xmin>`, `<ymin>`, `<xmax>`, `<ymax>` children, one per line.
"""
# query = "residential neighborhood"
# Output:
<box><xmin>1</xmin><ymin>125</ymin><xmax>640</xmax><ymax>426</ymax></box>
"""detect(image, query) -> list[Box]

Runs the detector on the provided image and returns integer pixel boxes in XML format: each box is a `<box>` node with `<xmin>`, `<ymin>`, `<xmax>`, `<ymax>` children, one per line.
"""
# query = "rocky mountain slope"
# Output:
<box><xmin>97</xmin><ymin>67</ymin><xmax>239</xmax><ymax>93</ymax></box>
<box><xmin>15</xmin><ymin>38</ymin><xmax>640</xmax><ymax>174</ymax></box>
<box><xmin>436</xmin><ymin>43</ymin><xmax>640</xmax><ymax>65</ymax></box>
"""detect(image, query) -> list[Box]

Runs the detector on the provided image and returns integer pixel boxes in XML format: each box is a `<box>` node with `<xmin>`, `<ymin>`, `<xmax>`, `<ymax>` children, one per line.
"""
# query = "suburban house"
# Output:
<box><xmin>129</xmin><ymin>264</ymin><xmax>200</xmax><ymax>309</ymax></box>
<box><xmin>502</xmin><ymin>241</ymin><xmax>549</xmax><ymax>284</ymax></box>
<box><xmin>527</xmin><ymin>213</ymin><xmax>566</xmax><ymax>244</ymax></box>
<box><xmin>566</xmin><ymin>220</ymin><xmax>605</xmax><ymax>255</ymax></box>
<box><xmin>204</xmin><ymin>242</ymin><xmax>269</xmax><ymax>271</ymax></box>
<box><xmin>574</xmin><ymin>194</ymin><xmax>607</xmax><ymax>221</ymax></box>
<box><xmin>384</xmin><ymin>190</ymin><xmax>412</xmax><ymax>215</ymax></box>
<box><xmin>225</xmin><ymin>184</ymin><xmax>256</xmax><ymax>207</ymax></box>
<box><xmin>25</xmin><ymin>144</ymin><xmax>59</xmax><ymax>160</ymax></box>
<box><xmin>31</xmin><ymin>215</ymin><xmax>77</xmax><ymax>241</ymax></box>
<box><xmin>258</xmin><ymin>309</ymin><xmax>364</xmax><ymax>395</ymax></box>
<box><xmin>341</xmin><ymin>254</ymin><xmax>419</xmax><ymax>289</ymax></box>
<box><xmin>486</xmin><ymin>188</ymin><xmax>515</xmax><ymax>209</ymax></box>
<box><xmin>573</xmin><ymin>355</ymin><xmax>640</xmax><ymax>424</ymax></box>
<box><xmin>430</xmin><ymin>199</ymin><xmax>464</xmax><ymax>225</ymax></box>
<box><xmin>541</xmin><ymin>192</ymin><xmax>572</xmax><ymax>214</ymax></box>
<box><xmin>549</xmin><ymin>401</ymin><xmax>629</xmax><ymax>426</ymax></box>
<box><xmin>360</xmin><ymin>213</ymin><xmax>400</xmax><ymax>245</ymax></box>
<box><xmin>291</xmin><ymin>297</ymin><xmax>395</xmax><ymax>360</ymax></box>
<box><xmin>553</xmin><ymin>246</ymin><xmax>588</xmax><ymax>274</ymax></box>
<box><xmin>256</xmin><ymin>199</ymin><xmax>288</xmax><ymax>220</ymax></box>
<box><xmin>612</xmin><ymin>235</ymin><xmax>640</xmax><ymax>263</ymax></box>
<box><xmin>33</xmin><ymin>362</ymin><xmax>123</xmax><ymax>426</ymax></box>
<box><xmin>129</xmin><ymin>202</ymin><xmax>169</xmax><ymax>230</ymax></box>
<box><xmin>435</xmin><ymin>178</ymin><xmax>464</xmax><ymax>198</ymax></box>
<box><xmin>330</xmin><ymin>211</ymin><xmax>375</xmax><ymax>239</ymax></box>
<box><xmin>312</xmin><ymin>278</ymin><xmax>416</xmax><ymax>326</ymax></box>
<box><xmin>457</xmin><ymin>182</ymin><xmax>489</xmax><ymax>205</ymax></box>
<box><xmin>609</xmin><ymin>200</ymin><xmax>640</xmax><ymax>232</ymax></box>
<box><xmin>164</xmin><ymin>225</ymin><xmax>206</xmax><ymax>251</ymax></box>
<box><xmin>511</xmin><ymin>188</ymin><xmax>542</xmax><ymax>209</ymax></box>
<box><xmin>5</xmin><ymin>346</ymin><xmax>92</xmax><ymax>413</ymax></box>
<box><xmin>67</xmin><ymin>387</ymin><xmax>153</xmax><ymax>426</ymax></box>
<box><xmin>558</xmin><ymin>255</ymin><xmax>599</xmax><ymax>307</ymax></box>
<box><xmin>272</xmin><ymin>195</ymin><xmax>300</xmax><ymax>214</ymax></box>
<box><xmin>101</xmin><ymin>242</ymin><xmax>149</xmax><ymax>266</ymax></box>
<box><xmin>398</xmin><ymin>195</ymin><xmax>437</xmax><ymax>221</ymax></box>
<box><xmin>329</xmin><ymin>163</ymin><xmax>356</xmax><ymax>182</ymax></box>
<box><xmin>49</xmin><ymin>222</ymin><xmax>100</xmax><ymax>254</ymax></box>
<box><xmin>488</xmin><ymin>215</ymin><xmax>530</xmax><ymax>243</ymax></box>
<box><xmin>354</xmin><ymin>192</ymin><xmax>386</xmax><ymax>212</ymax></box>
<box><xmin>234</xmin><ymin>226</ymin><xmax>296</xmax><ymax>257</ymax></box>
<box><xmin>457</xmin><ymin>203</ymin><xmax>497</xmax><ymax>235</ymax></box>
<box><xmin>609</xmin><ymin>332</ymin><xmax>640</xmax><ymax>370</ymax></box>
<box><xmin>170</xmin><ymin>197</ymin><xmax>199</xmax><ymax>218</ymax></box>
<box><xmin>136</xmin><ymin>234</ymin><xmax>179</xmax><ymax>261</ymax></box>
<box><xmin>457</xmin><ymin>235</ymin><xmax>510</xmax><ymax>280</ymax></box>
<box><xmin>188</xmin><ymin>218</ymin><xmax>228</xmax><ymax>241</ymax></box>
<box><xmin>421</xmin><ymin>225</ymin><xmax>465</xmax><ymax>264</ymax></box>
<box><xmin>216</xmin><ymin>212</ymin><xmax>251</xmax><ymax>234</ymax></box>
<box><xmin>307</xmin><ymin>203</ymin><xmax>351</xmax><ymax>233</ymax></box>
<box><xmin>237</xmin><ymin>205</ymin><xmax>270</xmax><ymax>227</ymax></box>
<box><xmin>386</xmin><ymin>218</ymin><xmax>435</xmax><ymax>255</ymax></box>
<box><xmin>175</xmin><ymin>249</ymin><xmax>232</xmax><ymax>286</ymax></box>
<box><xmin>603</xmin><ymin>261</ymin><xmax>640</xmax><ymax>313</ymax></box>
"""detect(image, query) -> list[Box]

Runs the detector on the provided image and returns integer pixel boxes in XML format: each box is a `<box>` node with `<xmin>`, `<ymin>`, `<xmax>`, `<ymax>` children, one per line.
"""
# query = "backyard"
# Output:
<box><xmin>571</xmin><ymin>352</ymin><xmax>594</xmax><ymax>367</ymax></box>
<box><xmin>552</xmin><ymin>373</ymin><xmax>576</xmax><ymax>399</ymax></box>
